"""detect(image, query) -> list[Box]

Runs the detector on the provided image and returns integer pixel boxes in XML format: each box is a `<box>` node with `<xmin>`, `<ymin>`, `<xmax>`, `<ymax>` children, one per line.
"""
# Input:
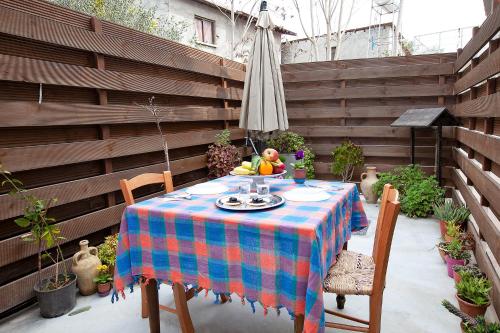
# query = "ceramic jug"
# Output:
<box><xmin>360</xmin><ymin>166</ymin><xmax>380</xmax><ymax>204</ymax></box>
<box><xmin>72</xmin><ymin>240</ymin><xmax>101</xmax><ymax>296</ymax></box>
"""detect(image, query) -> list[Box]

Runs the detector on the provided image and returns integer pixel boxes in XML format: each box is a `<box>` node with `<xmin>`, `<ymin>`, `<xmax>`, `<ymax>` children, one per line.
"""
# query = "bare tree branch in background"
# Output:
<box><xmin>292</xmin><ymin>0</ymin><xmax>320</xmax><ymax>61</ymax></box>
<box><xmin>318</xmin><ymin>0</ymin><xmax>339</xmax><ymax>60</ymax></box>
<box><xmin>334</xmin><ymin>0</ymin><xmax>356</xmax><ymax>60</ymax></box>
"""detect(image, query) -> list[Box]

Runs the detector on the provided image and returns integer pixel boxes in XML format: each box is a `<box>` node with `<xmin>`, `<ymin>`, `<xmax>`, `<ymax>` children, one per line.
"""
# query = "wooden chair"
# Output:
<box><xmin>322</xmin><ymin>184</ymin><xmax>400</xmax><ymax>333</ymax></box>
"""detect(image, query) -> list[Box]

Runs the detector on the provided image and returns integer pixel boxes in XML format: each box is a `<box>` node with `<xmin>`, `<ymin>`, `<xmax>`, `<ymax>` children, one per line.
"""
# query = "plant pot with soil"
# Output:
<box><xmin>442</xmin><ymin>299</ymin><xmax>500</xmax><ymax>332</ymax></box>
<box><xmin>94</xmin><ymin>264</ymin><xmax>113</xmax><ymax>297</ymax></box>
<box><xmin>455</xmin><ymin>273</ymin><xmax>492</xmax><ymax>318</ymax></box>
<box><xmin>436</xmin><ymin>242</ymin><xmax>449</xmax><ymax>263</ymax></box>
<box><xmin>444</xmin><ymin>239</ymin><xmax>470</xmax><ymax>278</ymax></box>
<box><xmin>433</xmin><ymin>201</ymin><xmax>470</xmax><ymax>240</ymax></box>
<box><xmin>291</xmin><ymin>150</ymin><xmax>306</xmax><ymax>184</ymax></box>
<box><xmin>0</xmin><ymin>165</ymin><xmax>76</xmax><ymax>318</ymax></box>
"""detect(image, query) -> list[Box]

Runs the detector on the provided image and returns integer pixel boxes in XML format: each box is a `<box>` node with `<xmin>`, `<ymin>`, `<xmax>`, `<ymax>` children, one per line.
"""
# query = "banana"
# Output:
<box><xmin>233</xmin><ymin>166</ymin><xmax>251</xmax><ymax>175</ymax></box>
<box><xmin>242</xmin><ymin>161</ymin><xmax>252</xmax><ymax>170</ymax></box>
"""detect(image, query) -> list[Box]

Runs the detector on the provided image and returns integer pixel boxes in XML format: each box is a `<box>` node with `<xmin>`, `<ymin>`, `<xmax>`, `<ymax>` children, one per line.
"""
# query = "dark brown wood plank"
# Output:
<box><xmin>452</xmin><ymin>92</ymin><xmax>500</xmax><ymax>117</ymax></box>
<box><xmin>0</xmin><ymin>129</ymin><xmax>246</xmax><ymax>172</ymax></box>
<box><xmin>285</xmin><ymin>84</ymin><xmax>453</xmax><ymax>101</ymax></box>
<box><xmin>455</xmin><ymin>46</ymin><xmax>500</xmax><ymax>93</ymax></box>
<box><xmin>311</xmin><ymin>144</ymin><xmax>452</xmax><ymax>159</ymax></box>
<box><xmin>0</xmin><ymin>102</ymin><xmax>240</xmax><ymax>127</ymax></box>
<box><xmin>455</xmin><ymin>5</ymin><xmax>500</xmax><ymax>71</ymax></box>
<box><xmin>455</xmin><ymin>127</ymin><xmax>500</xmax><ymax>164</ymax></box>
<box><xmin>282</xmin><ymin>63</ymin><xmax>454</xmax><ymax>82</ymax></box>
<box><xmin>291</xmin><ymin>126</ymin><xmax>455</xmax><ymax>138</ymax></box>
<box><xmin>0</xmin><ymin>6</ymin><xmax>245</xmax><ymax>81</ymax></box>
<box><xmin>451</xmin><ymin>168</ymin><xmax>500</xmax><ymax>264</ymax></box>
<box><xmin>0</xmin><ymin>54</ymin><xmax>243</xmax><ymax>100</ymax></box>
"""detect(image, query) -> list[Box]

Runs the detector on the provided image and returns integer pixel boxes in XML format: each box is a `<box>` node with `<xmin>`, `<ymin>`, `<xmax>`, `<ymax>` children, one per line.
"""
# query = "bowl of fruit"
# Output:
<box><xmin>230</xmin><ymin>148</ymin><xmax>286</xmax><ymax>190</ymax></box>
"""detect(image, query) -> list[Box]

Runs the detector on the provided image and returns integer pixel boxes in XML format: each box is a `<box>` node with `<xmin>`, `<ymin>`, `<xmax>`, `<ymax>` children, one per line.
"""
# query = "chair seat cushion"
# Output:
<box><xmin>323</xmin><ymin>250</ymin><xmax>375</xmax><ymax>296</ymax></box>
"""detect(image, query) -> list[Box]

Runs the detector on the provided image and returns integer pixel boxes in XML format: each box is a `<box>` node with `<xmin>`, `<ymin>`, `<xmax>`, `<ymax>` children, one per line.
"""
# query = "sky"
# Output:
<box><xmin>262</xmin><ymin>0</ymin><xmax>487</xmax><ymax>52</ymax></box>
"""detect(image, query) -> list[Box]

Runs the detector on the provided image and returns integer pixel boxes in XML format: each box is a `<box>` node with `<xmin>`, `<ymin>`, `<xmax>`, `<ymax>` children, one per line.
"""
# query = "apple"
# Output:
<box><xmin>272</xmin><ymin>160</ymin><xmax>285</xmax><ymax>174</ymax></box>
<box><xmin>262</xmin><ymin>148</ymin><xmax>279</xmax><ymax>162</ymax></box>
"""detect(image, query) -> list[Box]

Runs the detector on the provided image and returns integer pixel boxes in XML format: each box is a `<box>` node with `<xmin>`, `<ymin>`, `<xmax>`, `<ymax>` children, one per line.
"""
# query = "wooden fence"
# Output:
<box><xmin>281</xmin><ymin>53</ymin><xmax>457</xmax><ymax>180</ymax></box>
<box><xmin>450</xmin><ymin>2</ymin><xmax>500</xmax><ymax>317</ymax></box>
<box><xmin>0</xmin><ymin>0</ymin><xmax>246</xmax><ymax>316</ymax></box>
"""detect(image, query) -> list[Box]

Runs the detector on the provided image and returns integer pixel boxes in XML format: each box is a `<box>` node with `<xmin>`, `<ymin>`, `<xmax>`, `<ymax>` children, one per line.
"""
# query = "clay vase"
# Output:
<box><xmin>293</xmin><ymin>168</ymin><xmax>306</xmax><ymax>184</ymax></box>
<box><xmin>72</xmin><ymin>240</ymin><xmax>101</xmax><ymax>296</ymax></box>
<box><xmin>360</xmin><ymin>167</ymin><xmax>380</xmax><ymax>204</ymax></box>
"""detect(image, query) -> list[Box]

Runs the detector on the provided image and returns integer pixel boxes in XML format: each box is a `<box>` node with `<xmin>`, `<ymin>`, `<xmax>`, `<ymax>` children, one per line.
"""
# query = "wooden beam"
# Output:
<box><xmin>451</xmin><ymin>168</ymin><xmax>500</xmax><ymax>264</ymax></box>
<box><xmin>452</xmin><ymin>92</ymin><xmax>500</xmax><ymax>117</ymax></box>
<box><xmin>291</xmin><ymin>126</ymin><xmax>455</xmax><ymax>139</ymax></box>
<box><xmin>454</xmin><ymin>5</ymin><xmax>500</xmax><ymax>71</ymax></box>
<box><xmin>0</xmin><ymin>54</ymin><xmax>243</xmax><ymax>100</ymax></box>
<box><xmin>0</xmin><ymin>128</ymin><xmax>246</xmax><ymax>172</ymax></box>
<box><xmin>282</xmin><ymin>63</ymin><xmax>454</xmax><ymax>82</ymax></box>
<box><xmin>311</xmin><ymin>144</ymin><xmax>452</xmax><ymax>159</ymax></box>
<box><xmin>455</xmin><ymin>127</ymin><xmax>500</xmax><ymax>165</ymax></box>
<box><xmin>0</xmin><ymin>6</ymin><xmax>245</xmax><ymax>81</ymax></box>
<box><xmin>284</xmin><ymin>84</ymin><xmax>453</xmax><ymax>101</ymax></box>
<box><xmin>454</xmin><ymin>46</ymin><xmax>500</xmax><ymax>93</ymax></box>
<box><xmin>0</xmin><ymin>102</ymin><xmax>240</xmax><ymax>127</ymax></box>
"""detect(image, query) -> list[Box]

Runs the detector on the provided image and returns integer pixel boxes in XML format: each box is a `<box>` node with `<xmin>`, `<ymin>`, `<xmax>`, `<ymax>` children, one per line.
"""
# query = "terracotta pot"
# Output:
<box><xmin>97</xmin><ymin>282</ymin><xmax>111</xmax><ymax>297</ymax></box>
<box><xmin>438</xmin><ymin>247</ymin><xmax>447</xmax><ymax>263</ymax></box>
<box><xmin>446</xmin><ymin>255</ymin><xmax>465</xmax><ymax>278</ymax></box>
<box><xmin>456</xmin><ymin>294</ymin><xmax>489</xmax><ymax>318</ymax></box>
<box><xmin>460</xmin><ymin>321</ymin><xmax>466</xmax><ymax>333</ymax></box>
<box><xmin>293</xmin><ymin>168</ymin><xmax>306</xmax><ymax>184</ymax></box>
<box><xmin>453</xmin><ymin>270</ymin><xmax>462</xmax><ymax>284</ymax></box>
<box><xmin>360</xmin><ymin>167</ymin><xmax>379</xmax><ymax>204</ymax></box>
<box><xmin>439</xmin><ymin>220</ymin><xmax>447</xmax><ymax>238</ymax></box>
<box><xmin>72</xmin><ymin>240</ymin><xmax>101</xmax><ymax>296</ymax></box>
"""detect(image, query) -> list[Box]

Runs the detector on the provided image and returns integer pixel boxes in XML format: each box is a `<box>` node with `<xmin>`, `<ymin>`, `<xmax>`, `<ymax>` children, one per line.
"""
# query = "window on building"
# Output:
<box><xmin>195</xmin><ymin>16</ymin><xmax>215</xmax><ymax>45</ymax></box>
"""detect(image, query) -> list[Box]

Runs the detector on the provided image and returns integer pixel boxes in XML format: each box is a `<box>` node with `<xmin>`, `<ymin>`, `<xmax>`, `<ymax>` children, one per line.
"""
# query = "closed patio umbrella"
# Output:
<box><xmin>239</xmin><ymin>0</ymin><xmax>288</xmax><ymax>140</ymax></box>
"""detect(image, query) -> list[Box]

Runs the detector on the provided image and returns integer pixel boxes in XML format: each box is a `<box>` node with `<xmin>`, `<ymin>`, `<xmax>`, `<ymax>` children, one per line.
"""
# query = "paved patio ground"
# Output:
<box><xmin>1</xmin><ymin>199</ymin><xmax>497</xmax><ymax>333</ymax></box>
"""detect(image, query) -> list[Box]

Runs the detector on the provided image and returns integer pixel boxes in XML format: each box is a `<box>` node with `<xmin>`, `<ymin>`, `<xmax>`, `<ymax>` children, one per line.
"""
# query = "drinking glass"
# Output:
<box><xmin>238</xmin><ymin>182</ymin><xmax>251</xmax><ymax>199</ymax></box>
<box><xmin>256</xmin><ymin>183</ymin><xmax>270</xmax><ymax>197</ymax></box>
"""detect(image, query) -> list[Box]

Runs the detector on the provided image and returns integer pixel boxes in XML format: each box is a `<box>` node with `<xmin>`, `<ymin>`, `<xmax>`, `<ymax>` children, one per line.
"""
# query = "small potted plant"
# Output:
<box><xmin>445</xmin><ymin>239</ymin><xmax>470</xmax><ymax>278</ymax></box>
<box><xmin>433</xmin><ymin>201</ymin><xmax>471</xmax><ymax>239</ymax></box>
<box><xmin>436</xmin><ymin>241</ymin><xmax>449</xmax><ymax>263</ymax></box>
<box><xmin>93</xmin><ymin>264</ymin><xmax>113</xmax><ymax>297</ymax></box>
<box><xmin>207</xmin><ymin>129</ymin><xmax>241</xmax><ymax>179</ymax></box>
<box><xmin>442</xmin><ymin>300</ymin><xmax>500</xmax><ymax>333</ymax></box>
<box><xmin>453</xmin><ymin>264</ymin><xmax>483</xmax><ymax>285</ymax></box>
<box><xmin>291</xmin><ymin>150</ymin><xmax>306</xmax><ymax>184</ymax></box>
<box><xmin>456</xmin><ymin>273</ymin><xmax>492</xmax><ymax>317</ymax></box>
<box><xmin>445</xmin><ymin>222</ymin><xmax>462</xmax><ymax>243</ymax></box>
<box><xmin>330</xmin><ymin>141</ymin><xmax>364</xmax><ymax>183</ymax></box>
<box><xmin>267</xmin><ymin>131</ymin><xmax>315</xmax><ymax>178</ymax></box>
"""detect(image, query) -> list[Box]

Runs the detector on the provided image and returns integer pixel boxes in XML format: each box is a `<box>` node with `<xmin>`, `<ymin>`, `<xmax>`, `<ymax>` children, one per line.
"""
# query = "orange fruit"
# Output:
<box><xmin>259</xmin><ymin>160</ymin><xmax>273</xmax><ymax>175</ymax></box>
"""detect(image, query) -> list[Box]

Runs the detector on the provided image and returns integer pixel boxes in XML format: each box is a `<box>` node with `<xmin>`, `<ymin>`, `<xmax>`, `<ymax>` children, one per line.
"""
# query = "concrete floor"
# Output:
<box><xmin>1</xmin><ymin>199</ymin><xmax>494</xmax><ymax>333</ymax></box>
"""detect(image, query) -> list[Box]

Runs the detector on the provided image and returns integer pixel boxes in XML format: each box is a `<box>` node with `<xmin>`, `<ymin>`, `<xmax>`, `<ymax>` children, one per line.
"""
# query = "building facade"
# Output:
<box><xmin>281</xmin><ymin>23</ymin><xmax>403</xmax><ymax>64</ymax></box>
<box><xmin>143</xmin><ymin>0</ymin><xmax>295</xmax><ymax>63</ymax></box>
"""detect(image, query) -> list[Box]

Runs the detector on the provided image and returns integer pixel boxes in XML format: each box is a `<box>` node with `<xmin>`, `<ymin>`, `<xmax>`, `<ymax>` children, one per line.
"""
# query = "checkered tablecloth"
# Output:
<box><xmin>113</xmin><ymin>176</ymin><xmax>368</xmax><ymax>333</ymax></box>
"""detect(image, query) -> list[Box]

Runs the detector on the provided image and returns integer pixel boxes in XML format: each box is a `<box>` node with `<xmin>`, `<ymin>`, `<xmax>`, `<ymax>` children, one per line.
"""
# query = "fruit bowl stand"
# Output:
<box><xmin>229</xmin><ymin>170</ymin><xmax>287</xmax><ymax>190</ymax></box>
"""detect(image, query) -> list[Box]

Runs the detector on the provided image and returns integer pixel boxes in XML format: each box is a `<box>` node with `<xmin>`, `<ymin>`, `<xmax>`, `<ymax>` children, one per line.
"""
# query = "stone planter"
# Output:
<box><xmin>360</xmin><ymin>167</ymin><xmax>379</xmax><ymax>204</ymax></box>
<box><xmin>456</xmin><ymin>294</ymin><xmax>489</xmax><ymax>318</ymax></box>
<box><xmin>34</xmin><ymin>273</ymin><xmax>77</xmax><ymax>318</ymax></box>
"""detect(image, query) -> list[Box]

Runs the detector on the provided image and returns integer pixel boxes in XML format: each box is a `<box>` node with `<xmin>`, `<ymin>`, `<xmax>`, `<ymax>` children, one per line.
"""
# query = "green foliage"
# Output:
<box><xmin>454</xmin><ymin>265</ymin><xmax>484</xmax><ymax>279</ymax></box>
<box><xmin>207</xmin><ymin>130</ymin><xmax>241</xmax><ymax>179</ymax></box>
<box><xmin>0</xmin><ymin>164</ymin><xmax>69</xmax><ymax>290</ymax></box>
<box><xmin>93</xmin><ymin>264</ymin><xmax>113</xmax><ymax>284</ymax></box>
<box><xmin>446</xmin><ymin>222</ymin><xmax>461</xmax><ymax>238</ymax></box>
<box><xmin>330</xmin><ymin>141</ymin><xmax>364</xmax><ymax>182</ymax></box>
<box><xmin>464</xmin><ymin>317</ymin><xmax>500</xmax><ymax>333</ymax></box>
<box><xmin>445</xmin><ymin>239</ymin><xmax>471</xmax><ymax>261</ymax></box>
<box><xmin>442</xmin><ymin>299</ymin><xmax>476</xmax><ymax>325</ymax></box>
<box><xmin>374</xmin><ymin>165</ymin><xmax>444</xmax><ymax>217</ymax></box>
<box><xmin>267</xmin><ymin>131</ymin><xmax>315</xmax><ymax>178</ymax></box>
<box><xmin>456</xmin><ymin>274</ymin><xmax>492</xmax><ymax>306</ymax></box>
<box><xmin>97</xmin><ymin>234</ymin><xmax>118</xmax><ymax>267</ymax></box>
<box><xmin>50</xmin><ymin>0</ymin><xmax>188</xmax><ymax>41</ymax></box>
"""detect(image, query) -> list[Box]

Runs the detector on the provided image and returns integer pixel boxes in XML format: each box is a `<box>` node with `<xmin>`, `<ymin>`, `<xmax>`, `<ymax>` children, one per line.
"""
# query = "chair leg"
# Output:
<box><xmin>173</xmin><ymin>283</ymin><xmax>195</xmax><ymax>333</ymax></box>
<box><xmin>336</xmin><ymin>295</ymin><xmax>346</xmax><ymax>309</ymax></box>
<box><xmin>145</xmin><ymin>279</ymin><xmax>160</xmax><ymax>333</ymax></box>
<box><xmin>294</xmin><ymin>314</ymin><xmax>304</xmax><ymax>333</ymax></box>
<box><xmin>368</xmin><ymin>293</ymin><xmax>383</xmax><ymax>333</ymax></box>
<box><xmin>141</xmin><ymin>282</ymin><xmax>149</xmax><ymax>318</ymax></box>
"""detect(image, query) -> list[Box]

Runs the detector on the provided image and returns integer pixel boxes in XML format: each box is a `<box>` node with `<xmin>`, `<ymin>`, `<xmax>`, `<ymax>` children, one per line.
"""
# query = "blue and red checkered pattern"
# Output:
<box><xmin>113</xmin><ymin>176</ymin><xmax>368</xmax><ymax>332</ymax></box>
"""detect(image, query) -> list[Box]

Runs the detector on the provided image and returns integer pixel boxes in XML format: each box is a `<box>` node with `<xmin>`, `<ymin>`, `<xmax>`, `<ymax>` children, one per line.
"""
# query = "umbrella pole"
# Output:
<box><xmin>245</xmin><ymin>134</ymin><xmax>259</xmax><ymax>156</ymax></box>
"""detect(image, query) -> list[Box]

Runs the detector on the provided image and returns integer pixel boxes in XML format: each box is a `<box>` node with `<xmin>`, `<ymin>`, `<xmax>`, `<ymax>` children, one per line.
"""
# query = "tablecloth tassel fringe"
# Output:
<box><xmin>205</xmin><ymin>289</ymin><xmax>209</xmax><ymax>298</ymax></box>
<box><xmin>290</xmin><ymin>312</ymin><xmax>295</xmax><ymax>321</ymax></box>
<box><xmin>227</xmin><ymin>294</ymin><xmax>232</xmax><ymax>303</ymax></box>
<box><xmin>111</xmin><ymin>290</ymin><xmax>120</xmax><ymax>303</ymax></box>
<box><xmin>263</xmin><ymin>307</ymin><xmax>268</xmax><ymax>317</ymax></box>
<box><xmin>250</xmin><ymin>300</ymin><xmax>256</xmax><ymax>313</ymax></box>
<box><xmin>214</xmin><ymin>293</ymin><xmax>220</xmax><ymax>304</ymax></box>
<box><xmin>276</xmin><ymin>306</ymin><xmax>281</xmax><ymax>316</ymax></box>
<box><xmin>241</xmin><ymin>296</ymin><xmax>245</xmax><ymax>305</ymax></box>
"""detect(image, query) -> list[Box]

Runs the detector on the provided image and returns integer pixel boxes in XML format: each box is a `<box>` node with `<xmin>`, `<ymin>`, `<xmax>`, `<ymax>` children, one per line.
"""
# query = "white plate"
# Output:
<box><xmin>186</xmin><ymin>183</ymin><xmax>229</xmax><ymax>195</ymax></box>
<box><xmin>283</xmin><ymin>187</ymin><xmax>331</xmax><ymax>202</ymax></box>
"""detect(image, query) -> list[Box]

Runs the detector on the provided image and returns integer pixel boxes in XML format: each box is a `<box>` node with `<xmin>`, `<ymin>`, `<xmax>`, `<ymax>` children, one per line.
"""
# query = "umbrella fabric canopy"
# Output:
<box><xmin>239</xmin><ymin>1</ymin><xmax>288</xmax><ymax>134</ymax></box>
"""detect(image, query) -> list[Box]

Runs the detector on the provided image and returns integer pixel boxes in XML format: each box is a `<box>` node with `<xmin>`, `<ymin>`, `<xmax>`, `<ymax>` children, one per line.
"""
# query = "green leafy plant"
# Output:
<box><xmin>207</xmin><ymin>129</ymin><xmax>241</xmax><ymax>179</ymax></box>
<box><xmin>0</xmin><ymin>164</ymin><xmax>69</xmax><ymax>291</ymax></box>
<box><xmin>330</xmin><ymin>141</ymin><xmax>364</xmax><ymax>182</ymax></box>
<box><xmin>98</xmin><ymin>234</ymin><xmax>118</xmax><ymax>268</ymax></box>
<box><xmin>456</xmin><ymin>274</ymin><xmax>492</xmax><ymax>306</ymax></box>
<box><xmin>373</xmin><ymin>165</ymin><xmax>426</xmax><ymax>198</ymax></box>
<box><xmin>442</xmin><ymin>300</ymin><xmax>500</xmax><ymax>332</ymax></box>
<box><xmin>50</xmin><ymin>0</ymin><xmax>188</xmax><ymax>41</ymax></box>
<box><xmin>267</xmin><ymin>131</ymin><xmax>315</xmax><ymax>178</ymax></box>
<box><xmin>454</xmin><ymin>265</ymin><xmax>484</xmax><ymax>279</ymax></box>
<box><xmin>93</xmin><ymin>264</ymin><xmax>113</xmax><ymax>285</ymax></box>
<box><xmin>446</xmin><ymin>222</ymin><xmax>462</xmax><ymax>239</ymax></box>
<box><xmin>445</xmin><ymin>239</ymin><xmax>471</xmax><ymax>261</ymax></box>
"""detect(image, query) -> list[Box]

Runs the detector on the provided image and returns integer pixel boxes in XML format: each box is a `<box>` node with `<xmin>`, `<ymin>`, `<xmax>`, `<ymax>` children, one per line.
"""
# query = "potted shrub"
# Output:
<box><xmin>442</xmin><ymin>300</ymin><xmax>500</xmax><ymax>333</ymax></box>
<box><xmin>94</xmin><ymin>264</ymin><xmax>113</xmax><ymax>297</ymax></box>
<box><xmin>445</xmin><ymin>222</ymin><xmax>462</xmax><ymax>243</ymax></box>
<box><xmin>330</xmin><ymin>141</ymin><xmax>364</xmax><ymax>183</ymax></box>
<box><xmin>267</xmin><ymin>131</ymin><xmax>315</xmax><ymax>179</ymax></box>
<box><xmin>456</xmin><ymin>273</ymin><xmax>492</xmax><ymax>317</ymax></box>
<box><xmin>291</xmin><ymin>150</ymin><xmax>306</xmax><ymax>184</ymax></box>
<box><xmin>0</xmin><ymin>165</ymin><xmax>76</xmax><ymax>318</ymax></box>
<box><xmin>434</xmin><ymin>201</ymin><xmax>471</xmax><ymax>238</ymax></box>
<box><xmin>445</xmin><ymin>239</ymin><xmax>470</xmax><ymax>278</ymax></box>
<box><xmin>207</xmin><ymin>129</ymin><xmax>241</xmax><ymax>179</ymax></box>
<box><xmin>98</xmin><ymin>234</ymin><xmax>118</xmax><ymax>274</ymax></box>
<box><xmin>453</xmin><ymin>265</ymin><xmax>483</xmax><ymax>285</ymax></box>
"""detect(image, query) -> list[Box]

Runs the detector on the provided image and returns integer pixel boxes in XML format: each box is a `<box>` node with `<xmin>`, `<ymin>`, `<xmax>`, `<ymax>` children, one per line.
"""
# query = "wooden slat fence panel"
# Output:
<box><xmin>451</xmin><ymin>3</ymin><xmax>500</xmax><ymax>318</ymax></box>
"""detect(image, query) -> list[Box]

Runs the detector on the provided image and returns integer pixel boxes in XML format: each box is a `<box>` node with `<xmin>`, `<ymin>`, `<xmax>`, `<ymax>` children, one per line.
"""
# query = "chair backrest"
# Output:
<box><xmin>372</xmin><ymin>184</ymin><xmax>399</xmax><ymax>259</ymax></box>
<box><xmin>371</xmin><ymin>184</ymin><xmax>400</xmax><ymax>294</ymax></box>
<box><xmin>120</xmin><ymin>171</ymin><xmax>173</xmax><ymax>206</ymax></box>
